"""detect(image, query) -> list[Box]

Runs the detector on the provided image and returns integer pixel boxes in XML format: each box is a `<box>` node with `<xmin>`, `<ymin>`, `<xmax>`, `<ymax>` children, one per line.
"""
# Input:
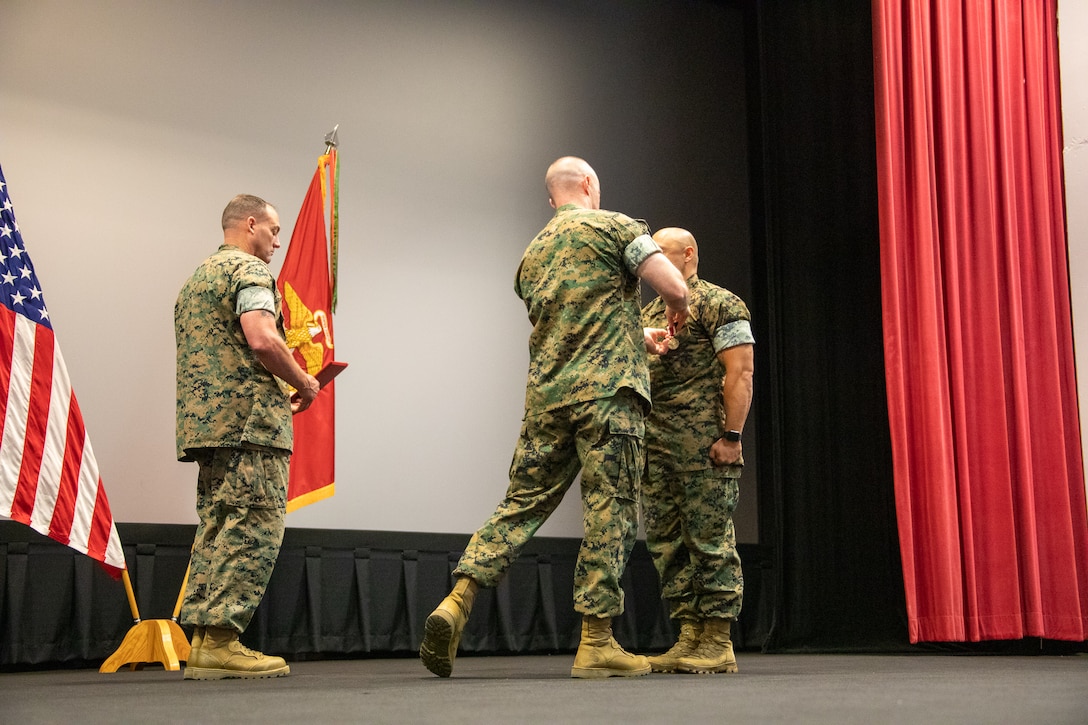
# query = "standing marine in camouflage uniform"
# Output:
<box><xmin>175</xmin><ymin>194</ymin><xmax>319</xmax><ymax>680</ymax></box>
<box><xmin>419</xmin><ymin>157</ymin><xmax>690</xmax><ymax>679</ymax></box>
<box><xmin>640</xmin><ymin>227</ymin><xmax>754</xmax><ymax>674</ymax></box>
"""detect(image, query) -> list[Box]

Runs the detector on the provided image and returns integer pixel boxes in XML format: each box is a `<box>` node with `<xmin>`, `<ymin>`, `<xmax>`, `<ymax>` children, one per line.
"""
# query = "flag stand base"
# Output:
<box><xmin>100</xmin><ymin>566</ymin><xmax>192</xmax><ymax>673</ymax></box>
<box><xmin>99</xmin><ymin>619</ymin><xmax>191</xmax><ymax>672</ymax></box>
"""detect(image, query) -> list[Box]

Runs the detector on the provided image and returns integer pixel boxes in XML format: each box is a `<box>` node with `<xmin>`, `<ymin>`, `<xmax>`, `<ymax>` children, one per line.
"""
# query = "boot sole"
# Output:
<box><xmin>648</xmin><ymin>656</ymin><xmax>687</xmax><ymax>673</ymax></box>
<box><xmin>677</xmin><ymin>663</ymin><xmax>739</xmax><ymax>674</ymax></box>
<box><xmin>183</xmin><ymin>665</ymin><xmax>290</xmax><ymax>680</ymax></box>
<box><xmin>419</xmin><ymin>612</ymin><xmax>455</xmax><ymax>677</ymax></box>
<box><xmin>570</xmin><ymin>665</ymin><xmax>652</xmax><ymax>679</ymax></box>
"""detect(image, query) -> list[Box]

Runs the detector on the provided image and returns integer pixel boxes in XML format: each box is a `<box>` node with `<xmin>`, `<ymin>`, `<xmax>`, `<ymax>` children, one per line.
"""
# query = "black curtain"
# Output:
<box><xmin>0</xmin><ymin>522</ymin><xmax>777</xmax><ymax>668</ymax></box>
<box><xmin>748</xmin><ymin>0</ymin><xmax>909</xmax><ymax>651</ymax></box>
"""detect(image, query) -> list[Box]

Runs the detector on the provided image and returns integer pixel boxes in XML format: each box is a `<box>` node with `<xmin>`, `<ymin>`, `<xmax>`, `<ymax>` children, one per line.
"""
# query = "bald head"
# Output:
<box><xmin>652</xmin><ymin>227</ymin><xmax>699</xmax><ymax>279</ymax></box>
<box><xmin>545</xmin><ymin>156</ymin><xmax>601</xmax><ymax>210</ymax></box>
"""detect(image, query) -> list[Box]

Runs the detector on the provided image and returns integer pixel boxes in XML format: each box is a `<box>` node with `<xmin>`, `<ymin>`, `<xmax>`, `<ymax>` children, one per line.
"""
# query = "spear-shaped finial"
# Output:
<box><xmin>324</xmin><ymin>124</ymin><xmax>340</xmax><ymax>152</ymax></box>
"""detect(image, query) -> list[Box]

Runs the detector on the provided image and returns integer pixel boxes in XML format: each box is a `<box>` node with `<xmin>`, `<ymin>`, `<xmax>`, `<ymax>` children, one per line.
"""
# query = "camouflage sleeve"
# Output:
<box><xmin>699</xmin><ymin>286</ymin><xmax>755</xmax><ymax>353</ymax></box>
<box><xmin>596</xmin><ymin>212</ymin><xmax>654</xmax><ymax>275</ymax></box>
<box><xmin>236</xmin><ymin>286</ymin><xmax>276</xmax><ymax>315</ymax></box>
<box><xmin>231</xmin><ymin>259</ymin><xmax>277</xmax><ymax>309</ymax></box>
<box><xmin>623</xmin><ymin>234</ymin><xmax>662</xmax><ymax>275</ymax></box>
<box><xmin>713</xmin><ymin>319</ymin><xmax>755</xmax><ymax>353</ymax></box>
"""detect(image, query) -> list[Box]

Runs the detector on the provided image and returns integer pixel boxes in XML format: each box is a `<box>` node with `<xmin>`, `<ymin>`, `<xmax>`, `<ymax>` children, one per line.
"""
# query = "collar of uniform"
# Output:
<box><xmin>554</xmin><ymin>203</ymin><xmax>579</xmax><ymax>213</ymax></box>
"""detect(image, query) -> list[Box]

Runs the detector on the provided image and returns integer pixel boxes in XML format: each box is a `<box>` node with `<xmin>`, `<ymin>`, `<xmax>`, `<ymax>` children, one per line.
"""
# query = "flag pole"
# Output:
<box><xmin>172</xmin><ymin>561</ymin><xmax>192</xmax><ymax>621</ymax></box>
<box><xmin>99</xmin><ymin>563</ymin><xmax>192</xmax><ymax>673</ymax></box>
<box><xmin>121</xmin><ymin>570</ymin><xmax>141</xmax><ymax>622</ymax></box>
<box><xmin>322</xmin><ymin>125</ymin><xmax>340</xmax><ymax>313</ymax></box>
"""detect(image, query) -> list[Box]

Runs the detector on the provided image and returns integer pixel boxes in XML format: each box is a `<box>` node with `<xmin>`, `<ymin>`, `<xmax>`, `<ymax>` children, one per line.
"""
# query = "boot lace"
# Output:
<box><xmin>233</xmin><ymin>641</ymin><xmax>264</xmax><ymax>658</ymax></box>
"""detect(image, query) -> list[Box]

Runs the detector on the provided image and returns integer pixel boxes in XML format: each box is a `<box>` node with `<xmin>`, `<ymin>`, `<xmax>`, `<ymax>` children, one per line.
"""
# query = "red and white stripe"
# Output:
<box><xmin>0</xmin><ymin>306</ymin><xmax>125</xmax><ymax>577</ymax></box>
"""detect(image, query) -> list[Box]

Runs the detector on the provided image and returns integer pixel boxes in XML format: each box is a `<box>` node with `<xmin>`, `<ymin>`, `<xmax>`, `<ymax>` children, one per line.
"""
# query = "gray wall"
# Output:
<box><xmin>0</xmin><ymin>1</ymin><xmax>756</xmax><ymax>538</ymax></box>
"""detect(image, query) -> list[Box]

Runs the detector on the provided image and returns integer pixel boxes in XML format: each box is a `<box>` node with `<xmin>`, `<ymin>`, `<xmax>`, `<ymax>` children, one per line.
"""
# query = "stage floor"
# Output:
<box><xmin>2</xmin><ymin>652</ymin><xmax>1086</xmax><ymax>724</ymax></box>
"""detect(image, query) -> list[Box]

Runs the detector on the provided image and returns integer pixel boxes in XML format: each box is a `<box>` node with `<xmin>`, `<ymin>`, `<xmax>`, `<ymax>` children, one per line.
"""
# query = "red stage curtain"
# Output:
<box><xmin>872</xmin><ymin>0</ymin><xmax>1088</xmax><ymax>642</ymax></box>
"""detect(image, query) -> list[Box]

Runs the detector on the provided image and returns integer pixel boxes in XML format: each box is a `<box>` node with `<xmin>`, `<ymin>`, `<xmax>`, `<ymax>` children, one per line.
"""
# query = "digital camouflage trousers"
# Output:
<box><xmin>180</xmin><ymin>446</ymin><xmax>288</xmax><ymax>633</ymax></box>
<box><xmin>641</xmin><ymin>466</ymin><xmax>743</xmax><ymax>621</ymax></box>
<box><xmin>455</xmin><ymin>389</ymin><xmax>644</xmax><ymax>617</ymax></box>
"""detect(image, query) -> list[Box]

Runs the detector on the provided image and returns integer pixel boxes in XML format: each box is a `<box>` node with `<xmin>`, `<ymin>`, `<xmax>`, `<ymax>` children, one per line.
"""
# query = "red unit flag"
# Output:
<box><xmin>278</xmin><ymin>149</ymin><xmax>340</xmax><ymax>512</ymax></box>
<box><xmin>0</xmin><ymin>164</ymin><xmax>125</xmax><ymax>577</ymax></box>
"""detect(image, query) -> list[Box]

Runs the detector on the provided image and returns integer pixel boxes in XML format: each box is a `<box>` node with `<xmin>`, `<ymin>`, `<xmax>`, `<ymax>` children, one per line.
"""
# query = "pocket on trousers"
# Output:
<box><xmin>604</xmin><ymin>388</ymin><xmax>645</xmax><ymax>441</ymax></box>
<box><xmin>603</xmin><ymin>409</ymin><xmax>644</xmax><ymax>503</ymax></box>
<box><xmin>218</xmin><ymin>449</ymin><xmax>288</xmax><ymax>510</ymax></box>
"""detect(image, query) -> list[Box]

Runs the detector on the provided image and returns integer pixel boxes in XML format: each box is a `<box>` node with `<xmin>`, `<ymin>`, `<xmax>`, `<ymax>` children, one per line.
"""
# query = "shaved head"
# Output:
<box><xmin>654</xmin><ymin>227</ymin><xmax>698</xmax><ymax>257</ymax></box>
<box><xmin>545</xmin><ymin>156</ymin><xmax>601</xmax><ymax>210</ymax></box>
<box><xmin>652</xmin><ymin>227</ymin><xmax>699</xmax><ymax>278</ymax></box>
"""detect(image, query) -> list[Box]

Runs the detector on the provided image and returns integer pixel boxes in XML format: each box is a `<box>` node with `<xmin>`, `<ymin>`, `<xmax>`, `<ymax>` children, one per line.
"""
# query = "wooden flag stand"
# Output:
<box><xmin>99</xmin><ymin>565</ymin><xmax>191</xmax><ymax>673</ymax></box>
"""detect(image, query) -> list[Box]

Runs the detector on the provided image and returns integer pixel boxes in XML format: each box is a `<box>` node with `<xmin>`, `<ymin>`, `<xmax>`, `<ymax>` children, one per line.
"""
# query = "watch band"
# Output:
<box><xmin>723</xmin><ymin>430</ymin><xmax>742</xmax><ymax>443</ymax></box>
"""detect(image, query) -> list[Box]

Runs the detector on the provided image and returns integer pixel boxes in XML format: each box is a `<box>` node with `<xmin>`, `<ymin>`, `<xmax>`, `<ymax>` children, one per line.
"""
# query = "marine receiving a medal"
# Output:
<box><xmin>638</xmin><ymin>226</ymin><xmax>755</xmax><ymax>675</ymax></box>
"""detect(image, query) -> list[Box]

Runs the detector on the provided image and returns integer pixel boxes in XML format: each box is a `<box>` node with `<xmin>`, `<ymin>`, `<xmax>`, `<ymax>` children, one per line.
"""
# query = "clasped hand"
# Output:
<box><xmin>289</xmin><ymin>374</ymin><xmax>320</xmax><ymax>413</ymax></box>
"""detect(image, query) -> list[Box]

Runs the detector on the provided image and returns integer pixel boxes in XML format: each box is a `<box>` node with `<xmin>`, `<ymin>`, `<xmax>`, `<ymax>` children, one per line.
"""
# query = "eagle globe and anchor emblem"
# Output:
<box><xmin>283</xmin><ymin>280</ymin><xmax>333</xmax><ymax>375</ymax></box>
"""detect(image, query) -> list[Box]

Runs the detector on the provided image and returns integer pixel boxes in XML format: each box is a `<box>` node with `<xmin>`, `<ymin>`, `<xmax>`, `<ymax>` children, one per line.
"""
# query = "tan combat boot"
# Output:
<box><xmin>570</xmin><ymin>615</ymin><xmax>652</xmax><ymax>679</ymax></box>
<box><xmin>183</xmin><ymin>626</ymin><xmax>290</xmax><ymax>680</ymax></box>
<box><xmin>187</xmin><ymin>626</ymin><xmax>205</xmax><ymax>660</ymax></box>
<box><xmin>647</xmin><ymin>619</ymin><xmax>703</xmax><ymax>673</ymax></box>
<box><xmin>420</xmin><ymin>576</ymin><xmax>479</xmax><ymax>677</ymax></box>
<box><xmin>676</xmin><ymin>617</ymin><xmax>738</xmax><ymax>674</ymax></box>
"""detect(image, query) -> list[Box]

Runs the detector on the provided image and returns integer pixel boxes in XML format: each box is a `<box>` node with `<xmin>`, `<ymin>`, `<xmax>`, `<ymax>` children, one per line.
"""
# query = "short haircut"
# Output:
<box><xmin>221</xmin><ymin>194</ymin><xmax>273</xmax><ymax>230</ymax></box>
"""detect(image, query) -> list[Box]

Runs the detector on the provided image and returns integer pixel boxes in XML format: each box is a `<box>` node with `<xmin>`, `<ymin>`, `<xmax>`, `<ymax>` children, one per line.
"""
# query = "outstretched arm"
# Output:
<box><xmin>637</xmin><ymin>252</ymin><xmax>690</xmax><ymax>332</ymax></box>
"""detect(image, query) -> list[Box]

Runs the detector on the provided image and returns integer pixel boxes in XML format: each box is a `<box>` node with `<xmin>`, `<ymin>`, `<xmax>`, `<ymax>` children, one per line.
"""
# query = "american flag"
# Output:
<box><xmin>0</xmin><ymin>164</ymin><xmax>125</xmax><ymax>578</ymax></box>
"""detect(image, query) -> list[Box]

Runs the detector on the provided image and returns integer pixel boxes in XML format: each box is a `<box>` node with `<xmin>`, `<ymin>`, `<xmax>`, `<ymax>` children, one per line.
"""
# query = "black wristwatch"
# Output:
<box><xmin>723</xmin><ymin>430</ymin><xmax>742</xmax><ymax>443</ymax></box>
